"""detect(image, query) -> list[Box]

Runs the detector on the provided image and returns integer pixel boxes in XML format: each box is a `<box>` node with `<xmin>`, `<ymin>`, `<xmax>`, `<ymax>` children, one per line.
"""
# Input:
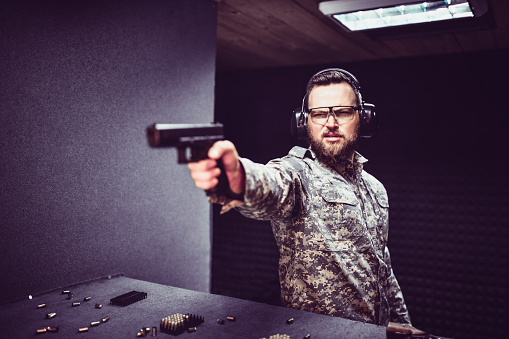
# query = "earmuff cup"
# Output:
<box><xmin>290</xmin><ymin>108</ymin><xmax>308</xmax><ymax>141</ymax></box>
<box><xmin>359</xmin><ymin>103</ymin><xmax>377</xmax><ymax>138</ymax></box>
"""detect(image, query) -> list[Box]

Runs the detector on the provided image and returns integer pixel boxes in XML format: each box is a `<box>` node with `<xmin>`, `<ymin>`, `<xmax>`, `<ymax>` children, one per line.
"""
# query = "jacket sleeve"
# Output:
<box><xmin>234</xmin><ymin>157</ymin><xmax>302</xmax><ymax>221</ymax></box>
<box><xmin>385</xmin><ymin>246</ymin><xmax>412</xmax><ymax>325</ymax></box>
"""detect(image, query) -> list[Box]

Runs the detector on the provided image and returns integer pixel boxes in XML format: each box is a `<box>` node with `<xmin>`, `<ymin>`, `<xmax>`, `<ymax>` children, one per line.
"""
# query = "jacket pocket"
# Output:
<box><xmin>311</xmin><ymin>183</ymin><xmax>364</xmax><ymax>242</ymax></box>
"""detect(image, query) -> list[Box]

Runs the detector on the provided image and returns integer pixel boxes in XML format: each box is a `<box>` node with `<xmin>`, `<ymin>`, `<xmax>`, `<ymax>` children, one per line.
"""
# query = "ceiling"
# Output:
<box><xmin>215</xmin><ymin>0</ymin><xmax>509</xmax><ymax>72</ymax></box>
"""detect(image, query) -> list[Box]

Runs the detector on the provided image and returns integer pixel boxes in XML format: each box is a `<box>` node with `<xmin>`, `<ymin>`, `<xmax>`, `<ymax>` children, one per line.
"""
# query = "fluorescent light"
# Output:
<box><xmin>319</xmin><ymin>0</ymin><xmax>487</xmax><ymax>31</ymax></box>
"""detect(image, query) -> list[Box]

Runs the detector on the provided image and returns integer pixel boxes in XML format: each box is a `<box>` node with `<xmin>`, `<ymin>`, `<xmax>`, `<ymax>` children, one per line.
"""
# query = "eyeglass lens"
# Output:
<box><xmin>310</xmin><ymin>106</ymin><xmax>355</xmax><ymax>125</ymax></box>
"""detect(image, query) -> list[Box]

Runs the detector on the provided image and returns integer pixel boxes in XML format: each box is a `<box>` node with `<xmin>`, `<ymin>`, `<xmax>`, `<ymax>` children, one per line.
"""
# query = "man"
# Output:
<box><xmin>188</xmin><ymin>69</ymin><xmax>419</xmax><ymax>331</ymax></box>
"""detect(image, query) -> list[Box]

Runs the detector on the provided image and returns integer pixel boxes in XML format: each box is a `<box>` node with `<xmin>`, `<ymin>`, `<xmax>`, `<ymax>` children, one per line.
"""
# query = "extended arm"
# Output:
<box><xmin>188</xmin><ymin>141</ymin><xmax>300</xmax><ymax>219</ymax></box>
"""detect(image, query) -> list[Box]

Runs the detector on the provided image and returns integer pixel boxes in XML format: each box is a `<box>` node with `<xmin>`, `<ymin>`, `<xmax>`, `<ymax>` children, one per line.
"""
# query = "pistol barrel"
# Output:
<box><xmin>146</xmin><ymin>123</ymin><xmax>224</xmax><ymax>148</ymax></box>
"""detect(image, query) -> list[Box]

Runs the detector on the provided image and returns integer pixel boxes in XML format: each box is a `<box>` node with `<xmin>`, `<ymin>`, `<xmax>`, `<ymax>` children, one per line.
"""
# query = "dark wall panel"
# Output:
<box><xmin>0</xmin><ymin>0</ymin><xmax>217</xmax><ymax>302</ymax></box>
<box><xmin>212</xmin><ymin>50</ymin><xmax>509</xmax><ymax>339</ymax></box>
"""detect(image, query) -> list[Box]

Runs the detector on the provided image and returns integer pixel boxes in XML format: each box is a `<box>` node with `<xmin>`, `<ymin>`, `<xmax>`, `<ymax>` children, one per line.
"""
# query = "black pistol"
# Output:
<box><xmin>146</xmin><ymin>123</ymin><xmax>229</xmax><ymax>197</ymax></box>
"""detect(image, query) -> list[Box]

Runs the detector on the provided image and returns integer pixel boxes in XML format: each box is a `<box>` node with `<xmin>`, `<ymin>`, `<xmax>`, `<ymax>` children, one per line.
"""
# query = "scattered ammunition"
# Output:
<box><xmin>303</xmin><ymin>334</ymin><xmax>311</xmax><ymax>339</ymax></box>
<box><xmin>62</xmin><ymin>290</ymin><xmax>71</xmax><ymax>295</ymax></box>
<box><xmin>78</xmin><ymin>327</ymin><xmax>89</xmax><ymax>333</ymax></box>
<box><xmin>36</xmin><ymin>328</ymin><xmax>47</xmax><ymax>334</ymax></box>
<box><xmin>90</xmin><ymin>321</ymin><xmax>101</xmax><ymax>327</ymax></box>
<box><xmin>46</xmin><ymin>312</ymin><xmax>56</xmax><ymax>319</ymax></box>
<box><xmin>136</xmin><ymin>332</ymin><xmax>144</xmax><ymax>338</ymax></box>
<box><xmin>37</xmin><ymin>303</ymin><xmax>46</xmax><ymax>308</ymax></box>
<box><xmin>83</xmin><ymin>296</ymin><xmax>91</xmax><ymax>302</ymax></box>
<box><xmin>95</xmin><ymin>303</ymin><xmax>103</xmax><ymax>309</ymax></box>
<box><xmin>187</xmin><ymin>327</ymin><xmax>197</xmax><ymax>333</ymax></box>
<box><xmin>72</xmin><ymin>302</ymin><xmax>81</xmax><ymax>307</ymax></box>
<box><xmin>101</xmin><ymin>316</ymin><xmax>110</xmax><ymax>323</ymax></box>
<box><xmin>151</xmin><ymin>326</ymin><xmax>157</xmax><ymax>336</ymax></box>
<box><xmin>217</xmin><ymin>318</ymin><xmax>225</xmax><ymax>325</ymax></box>
<box><xmin>46</xmin><ymin>327</ymin><xmax>59</xmax><ymax>332</ymax></box>
<box><xmin>226</xmin><ymin>316</ymin><xmax>235</xmax><ymax>321</ymax></box>
<box><xmin>138</xmin><ymin>327</ymin><xmax>150</xmax><ymax>337</ymax></box>
<box><xmin>286</xmin><ymin>318</ymin><xmax>295</xmax><ymax>324</ymax></box>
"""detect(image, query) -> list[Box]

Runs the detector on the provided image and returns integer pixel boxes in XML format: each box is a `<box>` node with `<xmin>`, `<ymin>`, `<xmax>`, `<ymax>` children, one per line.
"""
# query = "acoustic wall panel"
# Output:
<box><xmin>0</xmin><ymin>0</ymin><xmax>217</xmax><ymax>302</ymax></box>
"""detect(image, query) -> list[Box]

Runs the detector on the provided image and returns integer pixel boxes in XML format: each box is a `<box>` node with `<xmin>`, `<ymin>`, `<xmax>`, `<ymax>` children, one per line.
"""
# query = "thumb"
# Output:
<box><xmin>208</xmin><ymin>140</ymin><xmax>239</xmax><ymax>172</ymax></box>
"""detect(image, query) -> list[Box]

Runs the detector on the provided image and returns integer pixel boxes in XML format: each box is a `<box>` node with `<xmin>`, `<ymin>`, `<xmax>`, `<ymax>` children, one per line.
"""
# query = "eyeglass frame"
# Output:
<box><xmin>307</xmin><ymin>105</ymin><xmax>360</xmax><ymax>125</ymax></box>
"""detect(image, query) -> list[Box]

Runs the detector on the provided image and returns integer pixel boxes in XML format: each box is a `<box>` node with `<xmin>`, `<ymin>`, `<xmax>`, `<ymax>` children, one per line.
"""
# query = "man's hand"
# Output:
<box><xmin>187</xmin><ymin>140</ymin><xmax>245</xmax><ymax>195</ymax></box>
<box><xmin>387</xmin><ymin>322</ymin><xmax>427</xmax><ymax>335</ymax></box>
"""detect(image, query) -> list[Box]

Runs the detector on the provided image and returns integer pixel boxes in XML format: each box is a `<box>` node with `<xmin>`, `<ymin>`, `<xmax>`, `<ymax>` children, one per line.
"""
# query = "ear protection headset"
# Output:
<box><xmin>290</xmin><ymin>68</ymin><xmax>378</xmax><ymax>140</ymax></box>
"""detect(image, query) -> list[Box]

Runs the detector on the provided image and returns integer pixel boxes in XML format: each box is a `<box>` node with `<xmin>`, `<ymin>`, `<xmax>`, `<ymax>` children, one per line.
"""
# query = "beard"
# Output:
<box><xmin>307</xmin><ymin>123</ymin><xmax>360</xmax><ymax>168</ymax></box>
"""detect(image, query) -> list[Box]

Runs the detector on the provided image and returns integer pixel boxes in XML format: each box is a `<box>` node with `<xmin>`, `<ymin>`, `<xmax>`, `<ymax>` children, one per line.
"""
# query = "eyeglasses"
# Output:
<box><xmin>308</xmin><ymin>106</ymin><xmax>359</xmax><ymax>125</ymax></box>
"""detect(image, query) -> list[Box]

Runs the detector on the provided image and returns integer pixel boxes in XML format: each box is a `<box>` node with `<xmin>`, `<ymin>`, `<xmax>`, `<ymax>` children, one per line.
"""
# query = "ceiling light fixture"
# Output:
<box><xmin>319</xmin><ymin>0</ymin><xmax>488</xmax><ymax>32</ymax></box>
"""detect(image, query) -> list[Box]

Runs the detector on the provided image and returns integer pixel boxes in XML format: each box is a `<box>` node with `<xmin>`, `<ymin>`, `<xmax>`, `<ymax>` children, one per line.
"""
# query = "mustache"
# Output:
<box><xmin>321</xmin><ymin>129</ymin><xmax>344</xmax><ymax>138</ymax></box>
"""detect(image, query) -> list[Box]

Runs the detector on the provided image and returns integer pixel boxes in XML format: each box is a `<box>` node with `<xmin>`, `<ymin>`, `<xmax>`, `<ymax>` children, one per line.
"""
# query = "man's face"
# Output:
<box><xmin>306</xmin><ymin>82</ymin><xmax>360</xmax><ymax>163</ymax></box>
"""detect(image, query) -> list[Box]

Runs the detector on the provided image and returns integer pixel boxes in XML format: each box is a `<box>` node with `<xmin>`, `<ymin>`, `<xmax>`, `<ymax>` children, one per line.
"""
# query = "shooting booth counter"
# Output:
<box><xmin>0</xmin><ymin>274</ymin><xmax>389</xmax><ymax>338</ymax></box>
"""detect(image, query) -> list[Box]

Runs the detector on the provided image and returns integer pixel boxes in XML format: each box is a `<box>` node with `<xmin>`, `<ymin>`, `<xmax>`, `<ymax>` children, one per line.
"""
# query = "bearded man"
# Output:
<box><xmin>188</xmin><ymin>69</ymin><xmax>420</xmax><ymax>332</ymax></box>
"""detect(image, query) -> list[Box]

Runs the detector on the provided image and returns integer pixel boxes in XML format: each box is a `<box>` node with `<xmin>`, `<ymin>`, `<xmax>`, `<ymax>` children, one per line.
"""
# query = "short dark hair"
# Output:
<box><xmin>304</xmin><ymin>69</ymin><xmax>361</xmax><ymax>110</ymax></box>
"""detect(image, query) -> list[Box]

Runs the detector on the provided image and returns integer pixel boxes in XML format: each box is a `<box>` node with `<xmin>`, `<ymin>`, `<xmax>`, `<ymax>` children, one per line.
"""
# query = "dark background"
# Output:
<box><xmin>0</xmin><ymin>0</ymin><xmax>217</xmax><ymax>301</ymax></box>
<box><xmin>211</xmin><ymin>50</ymin><xmax>509</xmax><ymax>339</ymax></box>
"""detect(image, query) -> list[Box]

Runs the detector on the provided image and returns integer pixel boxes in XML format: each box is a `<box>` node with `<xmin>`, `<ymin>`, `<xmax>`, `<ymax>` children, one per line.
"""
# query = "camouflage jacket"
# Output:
<box><xmin>235</xmin><ymin>146</ymin><xmax>411</xmax><ymax>326</ymax></box>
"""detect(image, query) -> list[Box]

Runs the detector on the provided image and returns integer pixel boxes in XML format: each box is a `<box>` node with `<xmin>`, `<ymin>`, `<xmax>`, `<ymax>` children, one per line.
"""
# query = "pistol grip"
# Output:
<box><xmin>205</xmin><ymin>159</ymin><xmax>230</xmax><ymax>198</ymax></box>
